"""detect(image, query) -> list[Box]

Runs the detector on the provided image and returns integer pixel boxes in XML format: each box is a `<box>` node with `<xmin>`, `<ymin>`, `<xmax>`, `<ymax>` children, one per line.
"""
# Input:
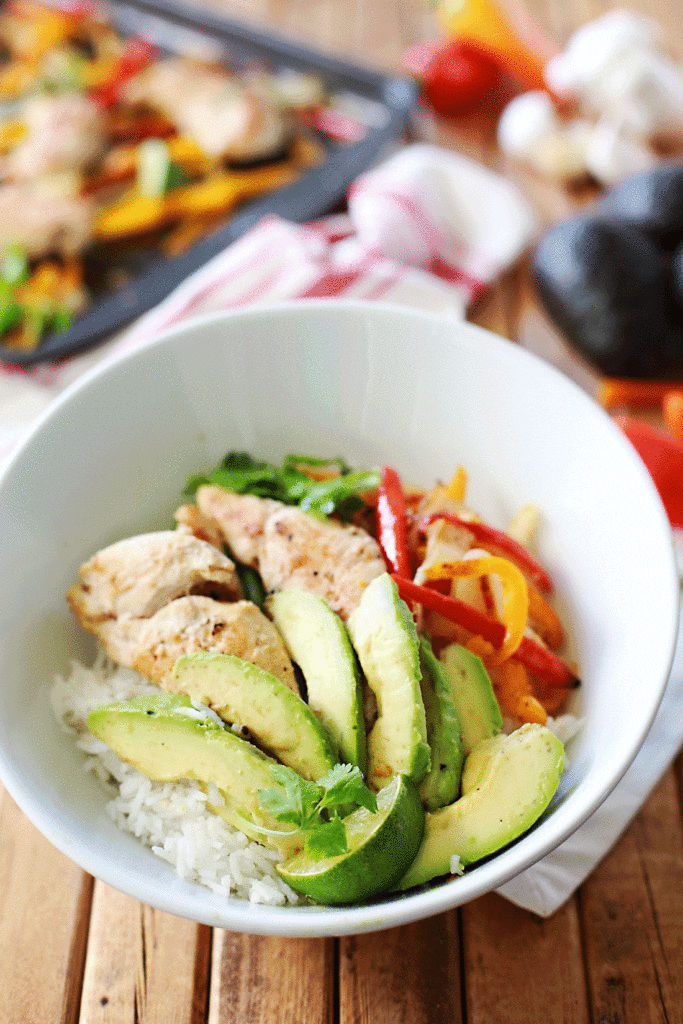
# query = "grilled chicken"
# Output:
<box><xmin>66</xmin><ymin>530</ymin><xmax>242</xmax><ymax>625</ymax></box>
<box><xmin>196</xmin><ymin>485</ymin><xmax>386</xmax><ymax>621</ymax></box>
<box><xmin>174</xmin><ymin>503</ymin><xmax>225</xmax><ymax>550</ymax></box>
<box><xmin>93</xmin><ymin>596</ymin><xmax>298</xmax><ymax>691</ymax></box>
<box><xmin>121</xmin><ymin>57</ymin><xmax>290</xmax><ymax>162</ymax></box>
<box><xmin>0</xmin><ymin>182</ymin><xmax>95</xmax><ymax>258</ymax></box>
<box><xmin>5</xmin><ymin>92</ymin><xmax>107</xmax><ymax>180</ymax></box>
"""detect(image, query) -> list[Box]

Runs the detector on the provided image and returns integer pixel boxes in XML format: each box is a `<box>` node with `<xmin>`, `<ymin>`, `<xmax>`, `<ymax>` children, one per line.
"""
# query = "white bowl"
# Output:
<box><xmin>0</xmin><ymin>301</ymin><xmax>678</xmax><ymax>936</ymax></box>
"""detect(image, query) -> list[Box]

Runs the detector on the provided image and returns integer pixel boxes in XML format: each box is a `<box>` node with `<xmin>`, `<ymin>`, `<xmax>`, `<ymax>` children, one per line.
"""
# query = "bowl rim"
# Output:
<box><xmin>0</xmin><ymin>298</ymin><xmax>679</xmax><ymax>936</ymax></box>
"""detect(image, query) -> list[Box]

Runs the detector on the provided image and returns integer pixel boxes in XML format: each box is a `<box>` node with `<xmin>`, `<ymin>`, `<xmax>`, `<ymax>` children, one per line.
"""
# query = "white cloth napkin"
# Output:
<box><xmin>2</xmin><ymin>142</ymin><xmax>680</xmax><ymax>917</ymax></box>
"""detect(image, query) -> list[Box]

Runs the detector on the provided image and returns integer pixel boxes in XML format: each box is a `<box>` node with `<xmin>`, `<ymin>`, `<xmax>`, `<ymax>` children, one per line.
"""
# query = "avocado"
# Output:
<box><xmin>533</xmin><ymin>214</ymin><xmax>683</xmax><ymax>379</ymax></box>
<box><xmin>88</xmin><ymin>692</ymin><xmax>303</xmax><ymax>853</ymax></box>
<box><xmin>167</xmin><ymin>651</ymin><xmax>338</xmax><ymax>782</ymax></box>
<box><xmin>347</xmin><ymin>573</ymin><xmax>430</xmax><ymax>791</ymax></box>
<box><xmin>439</xmin><ymin>643</ymin><xmax>502</xmax><ymax>755</ymax></box>
<box><xmin>596</xmin><ymin>163</ymin><xmax>683</xmax><ymax>251</ymax></box>
<box><xmin>418</xmin><ymin>637</ymin><xmax>464</xmax><ymax>811</ymax></box>
<box><xmin>267</xmin><ymin>589</ymin><xmax>367</xmax><ymax>772</ymax></box>
<box><xmin>396</xmin><ymin>724</ymin><xmax>565</xmax><ymax>889</ymax></box>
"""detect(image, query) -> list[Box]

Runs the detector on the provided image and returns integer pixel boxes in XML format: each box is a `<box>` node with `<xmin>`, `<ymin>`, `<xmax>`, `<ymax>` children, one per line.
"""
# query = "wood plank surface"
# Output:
<box><xmin>0</xmin><ymin>0</ymin><xmax>681</xmax><ymax>1021</ymax></box>
<box><xmin>78</xmin><ymin>882</ymin><xmax>211</xmax><ymax>1024</ymax></box>
<box><xmin>462</xmin><ymin>894</ymin><xmax>590</xmax><ymax>1024</ymax></box>
<box><xmin>207</xmin><ymin>930</ymin><xmax>334</xmax><ymax>1023</ymax></box>
<box><xmin>0</xmin><ymin>788</ymin><xmax>92</xmax><ymax>1024</ymax></box>
<box><xmin>339</xmin><ymin>913</ymin><xmax>462</xmax><ymax>1024</ymax></box>
<box><xmin>581</xmin><ymin>762</ymin><xmax>683</xmax><ymax>1024</ymax></box>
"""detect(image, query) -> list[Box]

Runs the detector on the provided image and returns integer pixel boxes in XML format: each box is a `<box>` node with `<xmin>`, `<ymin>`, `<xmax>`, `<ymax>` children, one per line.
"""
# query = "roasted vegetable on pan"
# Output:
<box><xmin>0</xmin><ymin>0</ymin><xmax>359</xmax><ymax>352</ymax></box>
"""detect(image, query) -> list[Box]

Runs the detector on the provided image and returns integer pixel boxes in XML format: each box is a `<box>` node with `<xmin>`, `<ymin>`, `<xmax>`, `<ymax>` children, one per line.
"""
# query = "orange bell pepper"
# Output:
<box><xmin>391</xmin><ymin>574</ymin><xmax>578</xmax><ymax>689</ymax></box>
<box><xmin>493</xmin><ymin>659</ymin><xmax>547</xmax><ymax>725</ymax></box>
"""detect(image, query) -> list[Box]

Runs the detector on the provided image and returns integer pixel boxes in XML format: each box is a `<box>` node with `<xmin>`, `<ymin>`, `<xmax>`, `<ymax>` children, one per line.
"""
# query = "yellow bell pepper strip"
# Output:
<box><xmin>0</xmin><ymin>120</ymin><xmax>26</xmax><ymax>152</ymax></box>
<box><xmin>376</xmin><ymin>465</ymin><xmax>412</xmax><ymax>577</ymax></box>
<box><xmin>95</xmin><ymin>193</ymin><xmax>172</xmax><ymax>239</ymax></box>
<box><xmin>171</xmin><ymin>163</ymin><xmax>299</xmax><ymax>219</ymax></box>
<box><xmin>423</xmin><ymin>555</ymin><xmax>528</xmax><ymax>664</ymax></box>
<box><xmin>391</xmin><ymin>574</ymin><xmax>578</xmax><ymax>689</ymax></box>
<box><xmin>492</xmin><ymin>659</ymin><xmax>547</xmax><ymax>725</ymax></box>
<box><xmin>421</xmin><ymin>510</ymin><xmax>554</xmax><ymax>594</ymax></box>
<box><xmin>446</xmin><ymin>465</ymin><xmax>467</xmax><ymax>502</ymax></box>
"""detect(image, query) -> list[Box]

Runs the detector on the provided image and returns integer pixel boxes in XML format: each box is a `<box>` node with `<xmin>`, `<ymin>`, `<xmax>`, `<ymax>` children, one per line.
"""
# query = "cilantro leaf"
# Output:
<box><xmin>317</xmin><ymin>763</ymin><xmax>378</xmax><ymax>815</ymax></box>
<box><xmin>183</xmin><ymin>451</ymin><xmax>380</xmax><ymax>520</ymax></box>
<box><xmin>257</xmin><ymin>762</ymin><xmax>378</xmax><ymax>855</ymax></box>
<box><xmin>304</xmin><ymin>815</ymin><xmax>348</xmax><ymax>860</ymax></box>
<box><xmin>257</xmin><ymin>764</ymin><xmax>322</xmax><ymax>826</ymax></box>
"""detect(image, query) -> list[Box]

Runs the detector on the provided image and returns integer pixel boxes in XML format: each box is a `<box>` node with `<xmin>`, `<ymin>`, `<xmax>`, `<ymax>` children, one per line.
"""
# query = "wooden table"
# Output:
<box><xmin>2</xmin><ymin>1</ymin><xmax>683</xmax><ymax>1021</ymax></box>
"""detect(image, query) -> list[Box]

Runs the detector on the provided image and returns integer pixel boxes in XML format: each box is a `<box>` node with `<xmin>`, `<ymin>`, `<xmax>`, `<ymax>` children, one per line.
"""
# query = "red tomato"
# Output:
<box><xmin>404</xmin><ymin>39</ymin><xmax>501</xmax><ymax>115</ymax></box>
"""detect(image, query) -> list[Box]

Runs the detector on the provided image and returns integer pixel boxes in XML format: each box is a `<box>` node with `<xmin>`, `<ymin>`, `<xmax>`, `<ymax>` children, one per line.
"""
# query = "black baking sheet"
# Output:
<box><xmin>2</xmin><ymin>0</ymin><xmax>417</xmax><ymax>365</ymax></box>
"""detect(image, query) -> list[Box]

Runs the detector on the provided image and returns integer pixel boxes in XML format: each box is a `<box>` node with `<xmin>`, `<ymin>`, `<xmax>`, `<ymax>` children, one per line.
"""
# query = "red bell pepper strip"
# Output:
<box><xmin>514</xmin><ymin>636</ymin><xmax>579</xmax><ymax>689</ymax></box>
<box><xmin>392</xmin><ymin>574</ymin><xmax>506</xmax><ymax>647</ymax></box>
<box><xmin>376</xmin><ymin>466</ymin><xmax>412</xmax><ymax>578</ymax></box>
<box><xmin>421</xmin><ymin>511</ymin><xmax>553</xmax><ymax>594</ymax></box>
<box><xmin>391</xmin><ymin>574</ymin><xmax>578</xmax><ymax>688</ymax></box>
<box><xmin>91</xmin><ymin>37</ymin><xmax>156</xmax><ymax>109</ymax></box>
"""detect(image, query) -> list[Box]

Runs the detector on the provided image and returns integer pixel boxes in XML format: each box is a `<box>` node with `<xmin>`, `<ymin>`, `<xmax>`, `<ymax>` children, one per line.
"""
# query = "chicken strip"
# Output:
<box><xmin>121</xmin><ymin>57</ymin><xmax>290</xmax><ymax>162</ymax></box>
<box><xmin>174</xmin><ymin>503</ymin><xmax>224</xmax><ymax>549</ymax></box>
<box><xmin>196</xmin><ymin>486</ymin><xmax>386</xmax><ymax>621</ymax></box>
<box><xmin>0</xmin><ymin>182</ymin><xmax>95</xmax><ymax>258</ymax></box>
<box><xmin>95</xmin><ymin>596</ymin><xmax>298</xmax><ymax>690</ymax></box>
<box><xmin>67</xmin><ymin>530</ymin><xmax>242</xmax><ymax>626</ymax></box>
<box><xmin>4</xmin><ymin>92</ymin><xmax>107</xmax><ymax>180</ymax></box>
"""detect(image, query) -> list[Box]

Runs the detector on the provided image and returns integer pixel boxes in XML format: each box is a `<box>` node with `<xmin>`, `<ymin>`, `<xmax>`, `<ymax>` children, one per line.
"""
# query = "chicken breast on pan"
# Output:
<box><xmin>196</xmin><ymin>486</ymin><xmax>386</xmax><ymax>622</ymax></box>
<box><xmin>121</xmin><ymin>57</ymin><xmax>290</xmax><ymax>163</ymax></box>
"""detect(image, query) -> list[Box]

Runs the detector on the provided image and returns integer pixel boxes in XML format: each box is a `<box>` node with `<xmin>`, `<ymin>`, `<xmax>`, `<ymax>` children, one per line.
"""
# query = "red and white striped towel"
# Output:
<box><xmin>0</xmin><ymin>143</ymin><xmax>538</xmax><ymax>458</ymax></box>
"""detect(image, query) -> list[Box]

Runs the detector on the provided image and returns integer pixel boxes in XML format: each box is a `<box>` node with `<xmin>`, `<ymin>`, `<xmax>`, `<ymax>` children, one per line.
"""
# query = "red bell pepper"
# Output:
<box><xmin>514</xmin><ymin>636</ymin><xmax>579</xmax><ymax>689</ymax></box>
<box><xmin>421</xmin><ymin>511</ymin><xmax>554</xmax><ymax>594</ymax></box>
<box><xmin>391</xmin><ymin>574</ymin><xmax>578</xmax><ymax>689</ymax></box>
<box><xmin>616</xmin><ymin>415</ymin><xmax>683</xmax><ymax>529</ymax></box>
<box><xmin>392</xmin><ymin>574</ymin><xmax>505</xmax><ymax>647</ymax></box>
<box><xmin>91</xmin><ymin>37</ymin><xmax>156</xmax><ymax>109</ymax></box>
<box><xmin>376</xmin><ymin>466</ymin><xmax>412</xmax><ymax>578</ymax></box>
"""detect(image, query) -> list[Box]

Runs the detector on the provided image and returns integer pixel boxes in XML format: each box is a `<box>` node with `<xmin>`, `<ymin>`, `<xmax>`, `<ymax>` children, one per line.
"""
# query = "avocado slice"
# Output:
<box><xmin>167</xmin><ymin>651</ymin><xmax>338</xmax><ymax>782</ymax></box>
<box><xmin>418</xmin><ymin>637</ymin><xmax>464</xmax><ymax>811</ymax></box>
<box><xmin>396</xmin><ymin>724</ymin><xmax>564</xmax><ymax>889</ymax></box>
<box><xmin>267</xmin><ymin>589</ymin><xmax>367</xmax><ymax>772</ymax></box>
<box><xmin>88</xmin><ymin>692</ymin><xmax>303</xmax><ymax>853</ymax></box>
<box><xmin>439</xmin><ymin>643</ymin><xmax>502</xmax><ymax>754</ymax></box>
<box><xmin>347</xmin><ymin>573</ymin><xmax>430</xmax><ymax>790</ymax></box>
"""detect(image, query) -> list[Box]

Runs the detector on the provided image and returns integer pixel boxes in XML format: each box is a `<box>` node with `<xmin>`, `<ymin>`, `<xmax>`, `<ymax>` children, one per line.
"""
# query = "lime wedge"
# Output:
<box><xmin>276</xmin><ymin>774</ymin><xmax>425</xmax><ymax>904</ymax></box>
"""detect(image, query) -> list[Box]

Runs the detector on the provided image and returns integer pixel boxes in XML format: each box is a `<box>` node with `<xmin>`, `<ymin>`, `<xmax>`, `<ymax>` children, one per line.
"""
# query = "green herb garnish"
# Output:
<box><xmin>257</xmin><ymin>763</ymin><xmax>377</xmax><ymax>860</ymax></box>
<box><xmin>184</xmin><ymin>451</ymin><xmax>380</xmax><ymax>521</ymax></box>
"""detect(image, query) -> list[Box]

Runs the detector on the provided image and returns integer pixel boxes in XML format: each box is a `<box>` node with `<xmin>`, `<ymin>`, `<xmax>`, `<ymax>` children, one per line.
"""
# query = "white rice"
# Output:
<box><xmin>50</xmin><ymin>653</ymin><xmax>301</xmax><ymax>906</ymax></box>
